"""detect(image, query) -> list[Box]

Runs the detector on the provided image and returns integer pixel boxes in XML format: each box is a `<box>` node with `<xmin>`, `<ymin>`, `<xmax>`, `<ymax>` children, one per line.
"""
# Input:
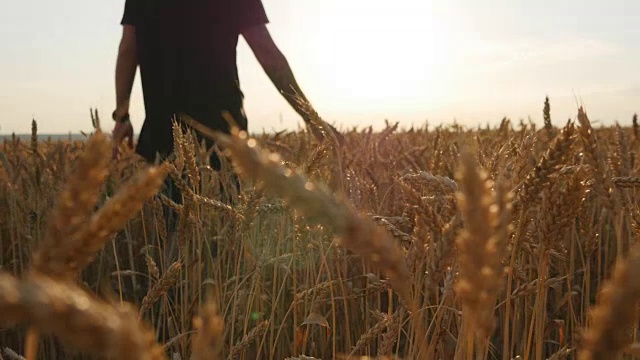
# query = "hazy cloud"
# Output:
<box><xmin>458</xmin><ymin>37</ymin><xmax>621</xmax><ymax>68</ymax></box>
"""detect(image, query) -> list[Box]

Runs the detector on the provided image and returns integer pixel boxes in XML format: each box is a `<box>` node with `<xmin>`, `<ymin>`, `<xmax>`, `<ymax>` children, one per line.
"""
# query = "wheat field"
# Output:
<box><xmin>1</xmin><ymin>105</ymin><xmax>640</xmax><ymax>360</ymax></box>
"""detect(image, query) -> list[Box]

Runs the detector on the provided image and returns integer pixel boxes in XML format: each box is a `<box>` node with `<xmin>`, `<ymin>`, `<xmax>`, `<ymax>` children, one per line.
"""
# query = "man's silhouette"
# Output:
<box><xmin>110</xmin><ymin>2</ymin><xmax>338</xmax><ymax>342</ymax></box>
<box><xmin>112</xmin><ymin>0</ymin><xmax>327</xmax><ymax>167</ymax></box>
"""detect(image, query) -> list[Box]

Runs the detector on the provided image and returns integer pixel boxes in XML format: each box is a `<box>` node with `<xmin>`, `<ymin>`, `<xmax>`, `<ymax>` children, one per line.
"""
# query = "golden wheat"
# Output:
<box><xmin>3</xmin><ymin>104</ymin><xmax>640</xmax><ymax>359</ymax></box>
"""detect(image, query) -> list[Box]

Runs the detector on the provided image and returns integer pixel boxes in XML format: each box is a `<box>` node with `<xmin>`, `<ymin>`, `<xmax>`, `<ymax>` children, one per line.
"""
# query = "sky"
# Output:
<box><xmin>0</xmin><ymin>0</ymin><xmax>639</xmax><ymax>134</ymax></box>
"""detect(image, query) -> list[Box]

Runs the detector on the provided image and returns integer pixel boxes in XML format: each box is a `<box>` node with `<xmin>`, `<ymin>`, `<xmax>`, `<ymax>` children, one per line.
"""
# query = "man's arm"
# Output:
<box><xmin>111</xmin><ymin>25</ymin><xmax>137</xmax><ymax>158</ymax></box>
<box><xmin>242</xmin><ymin>24</ymin><xmax>343</xmax><ymax>143</ymax></box>
<box><xmin>242</xmin><ymin>25</ymin><xmax>316</xmax><ymax>122</ymax></box>
<box><xmin>114</xmin><ymin>25</ymin><xmax>138</xmax><ymax>119</ymax></box>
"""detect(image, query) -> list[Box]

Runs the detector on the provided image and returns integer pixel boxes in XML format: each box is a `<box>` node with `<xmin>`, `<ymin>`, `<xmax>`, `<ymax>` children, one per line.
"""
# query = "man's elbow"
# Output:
<box><xmin>256</xmin><ymin>47</ymin><xmax>288</xmax><ymax>74</ymax></box>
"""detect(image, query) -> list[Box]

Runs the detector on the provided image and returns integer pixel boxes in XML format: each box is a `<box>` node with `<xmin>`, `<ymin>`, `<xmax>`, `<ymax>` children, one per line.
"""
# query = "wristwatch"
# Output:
<box><xmin>112</xmin><ymin>110</ymin><xmax>130</xmax><ymax>123</ymax></box>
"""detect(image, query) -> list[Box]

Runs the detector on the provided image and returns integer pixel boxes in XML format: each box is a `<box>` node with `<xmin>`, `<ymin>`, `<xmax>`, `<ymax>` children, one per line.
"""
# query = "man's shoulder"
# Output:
<box><xmin>132</xmin><ymin>0</ymin><xmax>243</xmax><ymax>22</ymax></box>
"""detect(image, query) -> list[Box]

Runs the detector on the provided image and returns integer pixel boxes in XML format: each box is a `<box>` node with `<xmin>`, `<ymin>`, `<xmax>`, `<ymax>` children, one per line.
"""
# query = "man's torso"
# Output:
<box><xmin>133</xmin><ymin>0</ymin><xmax>246</xmax><ymax>114</ymax></box>
<box><xmin>121</xmin><ymin>0</ymin><xmax>268</xmax><ymax>160</ymax></box>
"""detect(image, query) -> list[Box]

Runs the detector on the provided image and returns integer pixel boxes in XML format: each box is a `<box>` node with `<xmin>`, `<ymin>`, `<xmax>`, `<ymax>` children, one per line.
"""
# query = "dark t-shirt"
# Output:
<box><xmin>120</xmin><ymin>0</ymin><xmax>268</xmax><ymax>161</ymax></box>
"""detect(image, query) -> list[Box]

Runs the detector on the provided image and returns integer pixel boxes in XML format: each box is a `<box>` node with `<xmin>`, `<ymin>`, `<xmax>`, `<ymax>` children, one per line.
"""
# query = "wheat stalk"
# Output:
<box><xmin>181</xmin><ymin>114</ymin><xmax>414</xmax><ymax>310</ymax></box>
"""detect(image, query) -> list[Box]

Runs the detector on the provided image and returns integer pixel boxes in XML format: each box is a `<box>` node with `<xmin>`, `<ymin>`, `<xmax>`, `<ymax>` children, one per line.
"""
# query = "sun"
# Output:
<box><xmin>299</xmin><ymin>0</ymin><xmax>454</xmax><ymax>113</ymax></box>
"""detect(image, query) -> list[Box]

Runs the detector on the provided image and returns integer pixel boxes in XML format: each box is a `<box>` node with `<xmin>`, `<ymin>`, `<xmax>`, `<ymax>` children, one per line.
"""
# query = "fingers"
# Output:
<box><xmin>112</xmin><ymin>123</ymin><xmax>135</xmax><ymax>161</ymax></box>
<box><xmin>112</xmin><ymin>123</ymin><xmax>134</xmax><ymax>146</ymax></box>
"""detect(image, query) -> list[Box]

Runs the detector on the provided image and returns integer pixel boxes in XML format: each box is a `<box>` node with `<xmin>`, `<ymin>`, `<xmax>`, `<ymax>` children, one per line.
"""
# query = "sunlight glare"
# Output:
<box><xmin>302</xmin><ymin>0</ymin><xmax>453</xmax><ymax>112</ymax></box>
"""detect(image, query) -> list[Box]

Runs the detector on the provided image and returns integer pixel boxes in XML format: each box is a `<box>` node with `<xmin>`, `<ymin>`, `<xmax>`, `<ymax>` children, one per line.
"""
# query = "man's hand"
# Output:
<box><xmin>302</xmin><ymin>112</ymin><xmax>345</xmax><ymax>146</ymax></box>
<box><xmin>112</xmin><ymin>111</ymin><xmax>134</xmax><ymax>159</ymax></box>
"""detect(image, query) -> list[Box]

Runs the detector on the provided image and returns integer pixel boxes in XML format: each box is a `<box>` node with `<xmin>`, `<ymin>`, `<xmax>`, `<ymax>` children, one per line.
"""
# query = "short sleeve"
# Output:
<box><xmin>121</xmin><ymin>0</ymin><xmax>143</xmax><ymax>26</ymax></box>
<box><xmin>236</xmin><ymin>0</ymin><xmax>269</xmax><ymax>31</ymax></box>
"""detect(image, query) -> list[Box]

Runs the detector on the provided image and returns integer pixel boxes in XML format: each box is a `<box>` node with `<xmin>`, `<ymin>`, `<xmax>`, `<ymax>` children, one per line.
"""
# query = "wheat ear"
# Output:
<box><xmin>139</xmin><ymin>261</ymin><xmax>182</xmax><ymax>316</ymax></box>
<box><xmin>579</xmin><ymin>242</ymin><xmax>640</xmax><ymax>360</ymax></box>
<box><xmin>455</xmin><ymin>151</ymin><xmax>505</xmax><ymax>345</ymax></box>
<box><xmin>31</xmin><ymin>131</ymin><xmax>110</xmax><ymax>274</ymax></box>
<box><xmin>0</xmin><ymin>272</ymin><xmax>166</xmax><ymax>360</ymax></box>
<box><xmin>192</xmin><ymin>297</ymin><xmax>224</xmax><ymax>360</ymax></box>
<box><xmin>34</xmin><ymin>163</ymin><xmax>169</xmax><ymax>278</ymax></box>
<box><xmin>227</xmin><ymin>320</ymin><xmax>269</xmax><ymax>359</ymax></box>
